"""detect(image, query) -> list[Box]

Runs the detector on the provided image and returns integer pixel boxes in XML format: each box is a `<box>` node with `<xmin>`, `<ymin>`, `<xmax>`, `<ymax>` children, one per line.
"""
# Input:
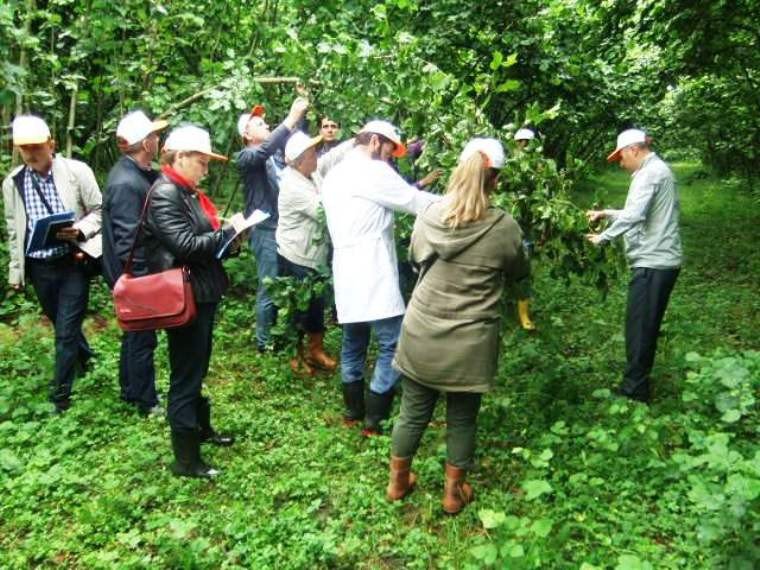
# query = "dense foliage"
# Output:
<box><xmin>2</xmin><ymin>0</ymin><xmax>757</xmax><ymax>181</ymax></box>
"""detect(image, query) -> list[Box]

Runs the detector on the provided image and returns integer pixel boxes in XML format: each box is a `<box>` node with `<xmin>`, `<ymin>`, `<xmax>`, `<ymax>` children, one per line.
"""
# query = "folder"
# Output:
<box><xmin>25</xmin><ymin>211</ymin><xmax>76</xmax><ymax>255</ymax></box>
<box><xmin>216</xmin><ymin>210</ymin><xmax>270</xmax><ymax>259</ymax></box>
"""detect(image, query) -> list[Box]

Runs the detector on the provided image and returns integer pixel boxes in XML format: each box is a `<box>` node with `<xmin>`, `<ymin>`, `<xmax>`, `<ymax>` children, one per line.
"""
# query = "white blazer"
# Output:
<box><xmin>321</xmin><ymin>149</ymin><xmax>439</xmax><ymax>324</ymax></box>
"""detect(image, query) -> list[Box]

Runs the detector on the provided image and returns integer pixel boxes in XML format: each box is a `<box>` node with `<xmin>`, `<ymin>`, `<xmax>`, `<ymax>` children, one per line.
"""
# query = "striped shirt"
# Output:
<box><xmin>23</xmin><ymin>167</ymin><xmax>70</xmax><ymax>259</ymax></box>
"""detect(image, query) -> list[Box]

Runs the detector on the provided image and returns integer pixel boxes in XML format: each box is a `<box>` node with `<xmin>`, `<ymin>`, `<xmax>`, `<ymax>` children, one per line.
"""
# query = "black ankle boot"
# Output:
<box><xmin>342</xmin><ymin>381</ymin><xmax>365</xmax><ymax>425</ymax></box>
<box><xmin>197</xmin><ymin>397</ymin><xmax>235</xmax><ymax>446</ymax></box>
<box><xmin>363</xmin><ymin>389</ymin><xmax>395</xmax><ymax>436</ymax></box>
<box><xmin>170</xmin><ymin>430</ymin><xmax>220</xmax><ymax>478</ymax></box>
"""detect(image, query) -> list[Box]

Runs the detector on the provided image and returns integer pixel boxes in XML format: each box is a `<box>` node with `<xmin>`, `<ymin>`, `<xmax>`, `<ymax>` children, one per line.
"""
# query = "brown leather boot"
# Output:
<box><xmin>290</xmin><ymin>337</ymin><xmax>315</xmax><ymax>377</ymax></box>
<box><xmin>442</xmin><ymin>463</ymin><xmax>474</xmax><ymax>514</ymax></box>
<box><xmin>386</xmin><ymin>456</ymin><xmax>417</xmax><ymax>501</ymax></box>
<box><xmin>306</xmin><ymin>332</ymin><xmax>337</xmax><ymax>371</ymax></box>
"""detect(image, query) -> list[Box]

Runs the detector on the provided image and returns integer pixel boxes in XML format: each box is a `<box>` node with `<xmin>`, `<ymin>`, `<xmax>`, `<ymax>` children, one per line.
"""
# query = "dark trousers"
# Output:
<box><xmin>119</xmin><ymin>330</ymin><xmax>158</xmax><ymax>410</ymax></box>
<box><xmin>166</xmin><ymin>302</ymin><xmax>217</xmax><ymax>432</ymax></box>
<box><xmin>391</xmin><ymin>377</ymin><xmax>483</xmax><ymax>470</ymax></box>
<box><xmin>277</xmin><ymin>255</ymin><xmax>325</xmax><ymax>334</ymax></box>
<box><xmin>26</xmin><ymin>257</ymin><xmax>91</xmax><ymax>403</ymax></box>
<box><xmin>621</xmin><ymin>267</ymin><xmax>680</xmax><ymax>400</ymax></box>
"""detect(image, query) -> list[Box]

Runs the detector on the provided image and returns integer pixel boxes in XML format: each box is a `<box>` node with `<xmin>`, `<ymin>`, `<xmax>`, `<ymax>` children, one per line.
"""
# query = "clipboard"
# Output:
<box><xmin>25</xmin><ymin>210</ymin><xmax>76</xmax><ymax>255</ymax></box>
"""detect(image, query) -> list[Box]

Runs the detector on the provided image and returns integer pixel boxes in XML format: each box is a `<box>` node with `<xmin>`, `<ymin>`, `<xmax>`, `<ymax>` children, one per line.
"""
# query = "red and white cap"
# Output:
<box><xmin>237</xmin><ymin>105</ymin><xmax>267</xmax><ymax>137</ymax></box>
<box><xmin>116</xmin><ymin>111</ymin><xmax>168</xmax><ymax>145</ymax></box>
<box><xmin>358</xmin><ymin>120</ymin><xmax>407</xmax><ymax>158</ymax></box>
<box><xmin>607</xmin><ymin>128</ymin><xmax>648</xmax><ymax>162</ymax></box>
<box><xmin>12</xmin><ymin>115</ymin><xmax>51</xmax><ymax>145</ymax></box>
<box><xmin>459</xmin><ymin>137</ymin><xmax>505</xmax><ymax>169</ymax></box>
<box><xmin>163</xmin><ymin>125</ymin><xmax>227</xmax><ymax>161</ymax></box>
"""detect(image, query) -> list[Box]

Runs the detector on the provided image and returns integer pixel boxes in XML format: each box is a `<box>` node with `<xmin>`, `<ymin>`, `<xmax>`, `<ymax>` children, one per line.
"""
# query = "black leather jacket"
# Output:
<box><xmin>142</xmin><ymin>174</ymin><xmax>233</xmax><ymax>303</ymax></box>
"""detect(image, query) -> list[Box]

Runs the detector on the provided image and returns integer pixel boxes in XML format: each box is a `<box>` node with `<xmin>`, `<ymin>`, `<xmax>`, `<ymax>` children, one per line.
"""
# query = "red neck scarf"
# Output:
<box><xmin>161</xmin><ymin>165</ymin><xmax>221</xmax><ymax>230</ymax></box>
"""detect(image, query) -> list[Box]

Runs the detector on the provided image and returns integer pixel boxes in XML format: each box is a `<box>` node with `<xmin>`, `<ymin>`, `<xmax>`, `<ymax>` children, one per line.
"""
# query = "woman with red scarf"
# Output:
<box><xmin>143</xmin><ymin>125</ymin><xmax>237</xmax><ymax>478</ymax></box>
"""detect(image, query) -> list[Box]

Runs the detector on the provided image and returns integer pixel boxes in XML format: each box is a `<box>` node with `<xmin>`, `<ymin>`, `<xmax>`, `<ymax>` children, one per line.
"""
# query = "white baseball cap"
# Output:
<box><xmin>116</xmin><ymin>111</ymin><xmax>168</xmax><ymax>146</ymax></box>
<box><xmin>514</xmin><ymin>128</ymin><xmax>535</xmax><ymax>141</ymax></box>
<box><xmin>459</xmin><ymin>137</ymin><xmax>505</xmax><ymax>169</ymax></box>
<box><xmin>163</xmin><ymin>125</ymin><xmax>227</xmax><ymax>161</ymax></box>
<box><xmin>237</xmin><ymin>113</ymin><xmax>252</xmax><ymax>138</ymax></box>
<box><xmin>12</xmin><ymin>115</ymin><xmax>51</xmax><ymax>145</ymax></box>
<box><xmin>284</xmin><ymin>131</ymin><xmax>323</xmax><ymax>163</ymax></box>
<box><xmin>358</xmin><ymin>120</ymin><xmax>407</xmax><ymax>157</ymax></box>
<box><xmin>607</xmin><ymin>128</ymin><xmax>648</xmax><ymax>162</ymax></box>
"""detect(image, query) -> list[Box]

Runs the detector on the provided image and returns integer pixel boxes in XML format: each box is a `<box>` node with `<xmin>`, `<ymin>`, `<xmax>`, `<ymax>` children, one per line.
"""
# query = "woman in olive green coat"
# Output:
<box><xmin>386</xmin><ymin>138</ymin><xmax>528</xmax><ymax>514</ymax></box>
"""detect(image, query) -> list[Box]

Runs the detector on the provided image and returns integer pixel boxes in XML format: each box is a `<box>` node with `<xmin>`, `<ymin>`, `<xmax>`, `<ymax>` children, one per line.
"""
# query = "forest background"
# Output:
<box><xmin>0</xmin><ymin>1</ymin><xmax>758</xmax><ymax>569</ymax></box>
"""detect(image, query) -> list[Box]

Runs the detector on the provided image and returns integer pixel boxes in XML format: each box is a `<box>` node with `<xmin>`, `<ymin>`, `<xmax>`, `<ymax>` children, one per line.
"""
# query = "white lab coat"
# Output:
<box><xmin>321</xmin><ymin>148</ymin><xmax>440</xmax><ymax>324</ymax></box>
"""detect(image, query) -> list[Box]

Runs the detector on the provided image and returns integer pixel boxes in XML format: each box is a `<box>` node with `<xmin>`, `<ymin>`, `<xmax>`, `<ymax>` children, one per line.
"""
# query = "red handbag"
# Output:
<box><xmin>112</xmin><ymin>188</ymin><xmax>197</xmax><ymax>332</ymax></box>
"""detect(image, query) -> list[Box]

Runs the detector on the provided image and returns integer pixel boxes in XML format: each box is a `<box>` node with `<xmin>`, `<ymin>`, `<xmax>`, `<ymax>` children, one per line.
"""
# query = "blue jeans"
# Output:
<box><xmin>341</xmin><ymin>315</ymin><xmax>402</xmax><ymax>394</ymax></box>
<box><xmin>250</xmin><ymin>227</ymin><xmax>278</xmax><ymax>348</ymax></box>
<box><xmin>26</xmin><ymin>257</ymin><xmax>91</xmax><ymax>404</ymax></box>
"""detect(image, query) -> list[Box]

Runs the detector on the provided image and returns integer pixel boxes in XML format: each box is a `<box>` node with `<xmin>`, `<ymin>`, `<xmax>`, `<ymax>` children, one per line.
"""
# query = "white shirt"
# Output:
<box><xmin>321</xmin><ymin>148</ymin><xmax>439</xmax><ymax>323</ymax></box>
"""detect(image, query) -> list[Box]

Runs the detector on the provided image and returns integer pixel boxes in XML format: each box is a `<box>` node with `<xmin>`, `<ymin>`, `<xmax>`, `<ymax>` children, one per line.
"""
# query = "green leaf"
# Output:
<box><xmin>470</xmin><ymin>543</ymin><xmax>498</xmax><ymax>565</ymax></box>
<box><xmin>721</xmin><ymin>409</ymin><xmax>741</xmax><ymax>423</ymax></box>
<box><xmin>615</xmin><ymin>554</ymin><xmax>653</xmax><ymax>570</ymax></box>
<box><xmin>490</xmin><ymin>51</ymin><xmax>503</xmax><ymax>71</ymax></box>
<box><xmin>522</xmin><ymin>479</ymin><xmax>553</xmax><ymax>500</ymax></box>
<box><xmin>530</xmin><ymin>518</ymin><xmax>553</xmax><ymax>538</ymax></box>
<box><xmin>478</xmin><ymin>509</ymin><xmax>507</xmax><ymax>529</ymax></box>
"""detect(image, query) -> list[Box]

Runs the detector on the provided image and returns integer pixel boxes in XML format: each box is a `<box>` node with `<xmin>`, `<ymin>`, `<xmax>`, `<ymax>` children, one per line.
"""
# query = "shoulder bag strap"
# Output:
<box><xmin>29</xmin><ymin>168</ymin><xmax>56</xmax><ymax>215</ymax></box>
<box><xmin>122</xmin><ymin>186</ymin><xmax>156</xmax><ymax>275</ymax></box>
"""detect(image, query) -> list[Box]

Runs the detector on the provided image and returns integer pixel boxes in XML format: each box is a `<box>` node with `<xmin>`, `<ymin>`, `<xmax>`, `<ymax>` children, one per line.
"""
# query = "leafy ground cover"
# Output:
<box><xmin>0</xmin><ymin>164</ymin><xmax>757</xmax><ymax>569</ymax></box>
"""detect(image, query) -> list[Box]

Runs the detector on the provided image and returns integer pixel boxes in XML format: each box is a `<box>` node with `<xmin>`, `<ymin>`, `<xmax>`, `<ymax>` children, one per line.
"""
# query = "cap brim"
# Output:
<box><xmin>14</xmin><ymin>135</ymin><xmax>50</xmax><ymax>146</ymax></box>
<box><xmin>150</xmin><ymin>119</ymin><xmax>169</xmax><ymax>133</ymax></box>
<box><xmin>392</xmin><ymin>142</ymin><xmax>407</xmax><ymax>158</ymax></box>
<box><xmin>606</xmin><ymin>148</ymin><xmax>622</xmax><ymax>162</ymax></box>
<box><xmin>202</xmin><ymin>151</ymin><xmax>228</xmax><ymax>161</ymax></box>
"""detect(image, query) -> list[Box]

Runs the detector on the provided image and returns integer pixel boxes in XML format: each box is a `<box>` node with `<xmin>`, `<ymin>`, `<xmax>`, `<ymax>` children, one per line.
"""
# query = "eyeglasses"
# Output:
<box><xmin>321</xmin><ymin>123</ymin><xmax>338</xmax><ymax>129</ymax></box>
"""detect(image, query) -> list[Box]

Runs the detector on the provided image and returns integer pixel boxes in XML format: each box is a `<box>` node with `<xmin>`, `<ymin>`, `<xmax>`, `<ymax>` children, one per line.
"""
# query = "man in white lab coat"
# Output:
<box><xmin>321</xmin><ymin>120</ymin><xmax>440</xmax><ymax>435</ymax></box>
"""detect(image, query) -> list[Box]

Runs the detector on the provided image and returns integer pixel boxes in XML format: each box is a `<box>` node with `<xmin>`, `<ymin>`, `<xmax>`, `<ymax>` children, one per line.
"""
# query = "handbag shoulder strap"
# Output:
<box><xmin>122</xmin><ymin>186</ymin><xmax>156</xmax><ymax>275</ymax></box>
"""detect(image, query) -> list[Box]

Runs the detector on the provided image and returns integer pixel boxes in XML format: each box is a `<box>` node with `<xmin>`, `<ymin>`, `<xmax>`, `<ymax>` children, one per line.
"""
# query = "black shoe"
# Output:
<box><xmin>197</xmin><ymin>397</ymin><xmax>234</xmax><ymax>446</ymax></box>
<box><xmin>342</xmin><ymin>381</ymin><xmax>366</xmax><ymax>424</ymax></box>
<box><xmin>53</xmin><ymin>398</ymin><xmax>71</xmax><ymax>414</ymax></box>
<box><xmin>614</xmin><ymin>386</ymin><xmax>650</xmax><ymax>405</ymax></box>
<box><xmin>364</xmin><ymin>389</ymin><xmax>396</xmax><ymax>435</ymax></box>
<box><xmin>200</xmin><ymin>430</ymin><xmax>235</xmax><ymax>446</ymax></box>
<box><xmin>170</xmin><ymin>430</ymin><xmax>220</xmax><ymax>479</ymax></box>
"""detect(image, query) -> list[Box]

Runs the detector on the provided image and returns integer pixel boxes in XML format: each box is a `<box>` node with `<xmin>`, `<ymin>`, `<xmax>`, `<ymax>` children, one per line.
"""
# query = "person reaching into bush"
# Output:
<box><xmin>387</xmin><ymin>138</ymin><xmax>528</xmax><ymax>515</ymax></box>
<box><xmin>142</xmin><ymin>125</ymin><xmax>237</xmax><ymax>478</ymax></box>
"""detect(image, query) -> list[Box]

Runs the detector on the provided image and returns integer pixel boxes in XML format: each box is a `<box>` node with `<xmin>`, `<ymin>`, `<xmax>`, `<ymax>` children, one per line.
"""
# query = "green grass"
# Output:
<box><xmin>0</xmin><ymin>163</ymin><xmax>757</xmax><ymax>569</ymax></box>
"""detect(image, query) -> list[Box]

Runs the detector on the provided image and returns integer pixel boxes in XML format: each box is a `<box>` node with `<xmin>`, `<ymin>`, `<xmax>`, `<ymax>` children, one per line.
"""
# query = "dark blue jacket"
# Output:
<box><xmin>102</xmin><ymin>156</ymin><xmax>157</xmax><ymax>288</ymax></box>
<box><xmin>236</xmin><ymin>122</ymin><xmax>292</xmax><ymax>228</ymax></box>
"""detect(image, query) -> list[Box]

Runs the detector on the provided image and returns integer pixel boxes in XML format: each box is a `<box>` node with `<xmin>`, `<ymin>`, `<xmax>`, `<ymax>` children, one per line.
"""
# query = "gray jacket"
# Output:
<box><xmin>2</xmin><ymin>157</ymin><xmax>102</xmax><ymax>286</ymax></box>
<box><xmin>600</xmin><ymin>153</ymin><xmax>682</xmax><ymax>269</ymax></box>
